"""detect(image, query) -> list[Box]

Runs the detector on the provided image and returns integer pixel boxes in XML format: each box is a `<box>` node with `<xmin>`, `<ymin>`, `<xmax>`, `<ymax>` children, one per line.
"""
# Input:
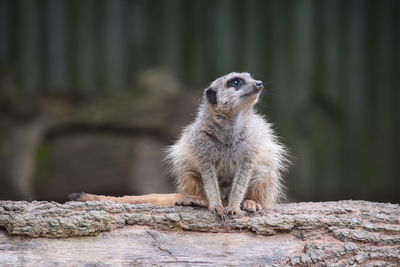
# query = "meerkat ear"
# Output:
<box><xmin>205</xmin><ymin>87</ymin><xmax>218</xmax><ymax>105</ymax></box>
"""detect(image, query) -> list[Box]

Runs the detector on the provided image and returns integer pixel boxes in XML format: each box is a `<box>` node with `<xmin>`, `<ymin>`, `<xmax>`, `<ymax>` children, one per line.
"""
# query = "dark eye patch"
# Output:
<box><xmin>227</xmin><ymin>77</ymin><xmax>244</xmax><ymax>89</ymax></box>
<box><xmin>205</xmin><ymin>87</ymin><xmax>217</xmax><ymax>104</ymax></box>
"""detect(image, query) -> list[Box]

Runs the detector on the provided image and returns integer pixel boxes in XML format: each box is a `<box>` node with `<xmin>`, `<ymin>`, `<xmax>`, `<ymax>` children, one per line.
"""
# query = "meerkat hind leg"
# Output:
<box><xmin>175</xmin><ymin>174</ymin><xmax>208</xmax><ymax>207</ymax></box>
<box><xmin>244</xmin><ymin>179</ymin><xmax>276</xmax><ymax>212</ymax></box>
<box><xmin>242</xmin><ymin>199</ymin><xmax>262</xmax><ymax>212</ymax></box>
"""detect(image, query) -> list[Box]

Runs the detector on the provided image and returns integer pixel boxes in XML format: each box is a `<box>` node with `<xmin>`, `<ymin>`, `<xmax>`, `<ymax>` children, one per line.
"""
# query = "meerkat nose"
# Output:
<box><xmin>255</xmin><ymin>81</ymin><xmax>263</xmax><ymax>90</ymax></box>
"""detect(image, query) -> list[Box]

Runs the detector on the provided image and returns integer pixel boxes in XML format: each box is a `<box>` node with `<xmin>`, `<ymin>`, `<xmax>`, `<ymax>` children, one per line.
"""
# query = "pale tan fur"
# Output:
<box><xmin>70</xmin><ymin>72</ymin><xmax>288</xmax><ymax>219</ymax></box>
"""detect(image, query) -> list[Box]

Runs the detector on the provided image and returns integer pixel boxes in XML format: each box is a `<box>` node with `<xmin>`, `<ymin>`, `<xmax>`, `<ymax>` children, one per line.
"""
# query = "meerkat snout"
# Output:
<box><xmin>255</xmin><ymin>81</ymin><xmax>263</xmax><ymax>90</ymax></box>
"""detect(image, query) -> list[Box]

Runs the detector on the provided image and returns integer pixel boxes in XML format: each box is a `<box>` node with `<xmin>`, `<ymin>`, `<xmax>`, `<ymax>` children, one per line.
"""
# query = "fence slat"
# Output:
<box><xmin>77</xmin><ymin>0</ymin><xmax>96</xmax><ymax>94</ymax></box>
<box><xmin>18</xmin><ymin>0</ymin><xmax>40</xmax><ymax>92</ymax></box>
<box><xmin>46</xmin><ymin>0</ymin><xmax>68</xmax><ymax>92</ymax></box>
<box><xmin>0</xmin><ymin>0</ymin><xmax>9</xmax><ymax>63</ymax></box>
<box><xmin>105</xmin><ymin>0</ymin><xmax>125</xmax><ymax>90</ymax></box>
<box><xmin>345</xmin><ymin>0</ymin><xmax>367</xmax><ymax>197</ymax></box>
<box><xmin>162</xmin><ymin>0</ymin><xmax>182</xmax><ymax>78</ymax></box>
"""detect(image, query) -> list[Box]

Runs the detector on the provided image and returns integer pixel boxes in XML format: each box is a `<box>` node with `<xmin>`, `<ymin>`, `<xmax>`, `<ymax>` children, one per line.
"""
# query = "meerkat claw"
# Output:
<box><xmin>223</xmin><ymin>206</ymin><xmax>241</xmax><ymax>218</ymax></box>
<box><xmin>209</xmin><ymin>205</ymin><xmax>225</xmax><ymax>219</ymax></box>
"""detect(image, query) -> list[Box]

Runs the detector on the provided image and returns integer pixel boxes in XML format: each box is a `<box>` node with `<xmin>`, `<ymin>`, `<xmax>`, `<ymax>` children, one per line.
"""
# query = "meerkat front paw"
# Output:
<box><xmin>208</xmin><ymin>204</ymin><xmax>227</xmax><ymax>220</ymax></box>
<box><xmin>223</xmin><ymin>205</ymin><xmax>241</xmax><ymax>219</ymax></box>
<box><xmin>242</xmin><ymin>200</ymin><xmax>262</xmax><ymax>212</ymax></box>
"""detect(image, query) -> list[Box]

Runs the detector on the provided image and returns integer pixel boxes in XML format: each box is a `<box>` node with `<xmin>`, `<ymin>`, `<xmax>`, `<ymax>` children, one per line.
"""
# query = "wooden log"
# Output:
<box><xmin>0</xmin><ymin>200</ymin><xmax>399</xmax><ymax>266</ymax></box>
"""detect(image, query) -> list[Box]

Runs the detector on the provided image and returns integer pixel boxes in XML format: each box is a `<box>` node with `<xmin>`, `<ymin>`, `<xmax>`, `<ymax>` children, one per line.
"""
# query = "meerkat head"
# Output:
<box><xmin>204</xmin><ymin>72</ymin><xmax>263</xmax><ymax>115</ymax></box>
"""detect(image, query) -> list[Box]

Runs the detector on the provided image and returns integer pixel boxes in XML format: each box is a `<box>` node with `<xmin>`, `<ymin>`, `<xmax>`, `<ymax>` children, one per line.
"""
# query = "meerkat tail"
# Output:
<box><xmin>68</xmin><ymin>192</ymin><xmax>185</xmax><ymax>206</ymax></box>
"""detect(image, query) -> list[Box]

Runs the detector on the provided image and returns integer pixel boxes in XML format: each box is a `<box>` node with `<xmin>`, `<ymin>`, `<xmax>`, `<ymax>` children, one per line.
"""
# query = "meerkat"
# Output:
<box><xmin>70</xmin><ymin>72</ymin><xmax>288</xmax><ymax>219</ymax></box>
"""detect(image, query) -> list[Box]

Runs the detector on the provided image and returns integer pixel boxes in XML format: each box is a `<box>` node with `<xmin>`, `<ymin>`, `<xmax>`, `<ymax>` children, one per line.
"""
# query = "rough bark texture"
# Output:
<box><xmin>0</xmin><ymin>200</ymin><xmax>399</xmax><ymax>266</ymax></box>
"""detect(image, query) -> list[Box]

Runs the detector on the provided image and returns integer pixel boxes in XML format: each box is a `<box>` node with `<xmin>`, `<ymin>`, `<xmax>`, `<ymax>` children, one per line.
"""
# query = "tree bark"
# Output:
<box><xmin>0</xmin><ymin>200</ymin><xmax>399</xmax><ymax>266</ymax></box>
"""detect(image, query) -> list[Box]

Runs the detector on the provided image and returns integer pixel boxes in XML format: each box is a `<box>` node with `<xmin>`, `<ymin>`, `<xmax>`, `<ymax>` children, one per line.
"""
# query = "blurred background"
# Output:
<box><xmin>0</xmin><ymin>0</ymin><xmax>398</xmax><ymax>203</ymax></box>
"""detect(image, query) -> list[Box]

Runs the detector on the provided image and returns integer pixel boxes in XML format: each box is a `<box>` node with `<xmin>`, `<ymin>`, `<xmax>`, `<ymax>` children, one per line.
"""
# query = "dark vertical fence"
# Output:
<box><xmin>18</xmin><ymin>0</ymin><xmax>41</xmax><ymax>93</ymax></box>
<box><xmin>0</xmin><ymin>0</ymin><xmax>9</xmax><ymax>64</ymax></box>
<box><xmin>76</xmin><ymin>0</ymin><xmax>96</xmax><ymax>94</ymax></box>
<box><xmin>46</xmin><ymin>0</ymin><xmax>68</xmax><ymax>92</ymax></box>
<box><xmin>0</xmin><ymin>0</ymin><xmax>398</xmax><ymax>202</ymax></box>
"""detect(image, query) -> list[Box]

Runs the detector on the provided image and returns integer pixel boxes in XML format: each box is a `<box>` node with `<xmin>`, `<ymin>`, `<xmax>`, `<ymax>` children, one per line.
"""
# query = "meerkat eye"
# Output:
<box><xmin>227</xmin><ymin>78</ymin><xmax>244</xmax><ymax>89</ymax></box>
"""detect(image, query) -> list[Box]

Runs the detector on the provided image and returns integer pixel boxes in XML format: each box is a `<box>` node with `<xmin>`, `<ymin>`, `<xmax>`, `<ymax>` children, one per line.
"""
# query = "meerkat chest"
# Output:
<box><xmin>201</xmin><ymin>126</ymin><xmax>251</xmax><ymax>187</ymax></box>
<box><xmin>215</xmin><ymin>150</ymin><xmax>237</xmax><ymax>178</ymax></box>
<box><xmin>211</xmin><ymin>130</ymin><xmax>249</xmax><ymax>175</ymax></box>
<box><xmin>213</xmin><ymin>142</ymin><xmax>249</xmax><ymax>198</ymax></box>
<box><xmin>214</xmin><ymin>152</ymin><xmax>237</xmax><ymax>200</ymax></box>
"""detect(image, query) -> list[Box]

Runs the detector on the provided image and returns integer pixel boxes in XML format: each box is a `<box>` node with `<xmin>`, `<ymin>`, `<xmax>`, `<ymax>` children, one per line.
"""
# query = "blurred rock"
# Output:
<box><xmin>0</xmin><ymin>117</ymin><xmax>49</xmax><ymax>200</ymax></box>
<box><xmin>34</xmin><ymin>134</ymin><xmax>173</xmax><ymax>202</ymax></box>
<box><xmin>74</xmin><ymin>68</ymin><xmax>199</xmax><ymax>138</ymax></box>
<box><xmin>0</xmin><ymin>68</ymin><xmax>201</xmax><ymax>201</ymax></box>
<box><xmin>128</xmin><ymin>136</ymin><xmax>173</xmax><ymax>194</ymax></box>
